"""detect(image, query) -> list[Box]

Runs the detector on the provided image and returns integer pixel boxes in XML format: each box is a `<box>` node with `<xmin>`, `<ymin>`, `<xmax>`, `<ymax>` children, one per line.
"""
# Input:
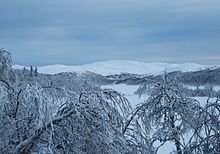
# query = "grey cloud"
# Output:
<box><xmin>1</xmin><ymin>0</ymin><xmax>220</xmax><ymax>65</ymax></box>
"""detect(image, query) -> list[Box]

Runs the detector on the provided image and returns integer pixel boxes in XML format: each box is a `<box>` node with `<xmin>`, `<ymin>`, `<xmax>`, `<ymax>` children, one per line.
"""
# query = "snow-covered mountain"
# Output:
<box><xmin>13</xmin><ymin>60</ymin><xmax>209</xmax><ymax>75</ymax></box>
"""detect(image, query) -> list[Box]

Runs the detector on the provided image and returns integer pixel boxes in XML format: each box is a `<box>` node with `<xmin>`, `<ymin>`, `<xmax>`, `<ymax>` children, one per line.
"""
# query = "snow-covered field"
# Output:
<box><xmin>102</xmin><ymin>84</ymin><xmax>209</xmax><ymax>108</ymax></box>
<box><xmin>13</xmin><ymin>60</ymin><xmax>208</xmax><ymax>75</ymax></box>
<box><xmin>102</xmin><ymin>84</ymin><xmax>147</xmax><ymax>107</ymax></box>
<box><xmin>188</xmin><ymin>85</ymin><xmax>220</xmax><ymax>92</ymax></box>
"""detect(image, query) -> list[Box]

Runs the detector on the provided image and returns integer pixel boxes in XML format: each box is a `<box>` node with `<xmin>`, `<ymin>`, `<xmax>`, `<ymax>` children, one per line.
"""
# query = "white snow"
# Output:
<box><xmin>188</xmin><ymin>85</ymin><xmax>220</xmax><ymax>92</ymax></box>
<box><xmin>13</xmin><ymin>60</ymin><xmax>209</xmax><ymax>75</ymax></box>
<box><xmin>101</xmin><ymin>84</ymin><xmax>148</xmax><ymax>107</ymax></box>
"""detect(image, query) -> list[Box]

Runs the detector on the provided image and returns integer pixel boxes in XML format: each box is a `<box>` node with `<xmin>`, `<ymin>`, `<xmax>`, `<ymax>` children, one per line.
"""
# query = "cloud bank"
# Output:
<box><xmin>0</xmin><ymin>0</ymin><xmax>220</xmax><ymax>65</ymax></box>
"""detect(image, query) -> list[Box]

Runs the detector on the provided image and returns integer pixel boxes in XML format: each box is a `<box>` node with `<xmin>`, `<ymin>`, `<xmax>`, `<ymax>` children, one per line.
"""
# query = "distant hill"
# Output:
<box><xmin>13</xmin><ymin>60</ymin><xmax>210</xmax><ymax>75</ymax></box>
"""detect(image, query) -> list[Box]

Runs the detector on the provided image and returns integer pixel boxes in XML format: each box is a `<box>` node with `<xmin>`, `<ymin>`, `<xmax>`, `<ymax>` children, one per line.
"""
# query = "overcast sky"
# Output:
<box><xmin>0</xmin><ymin>0</ymin><xmax>220</xmax><ymax>66</ymax></box>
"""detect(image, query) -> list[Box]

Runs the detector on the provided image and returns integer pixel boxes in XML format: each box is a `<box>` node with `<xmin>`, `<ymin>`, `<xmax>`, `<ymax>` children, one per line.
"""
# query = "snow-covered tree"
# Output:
<box><xmin>8</xmin><ymin>88</ymin><xmax>131</xmax><ymax>154</ymax></box>
<box><xmin>185</xmin><ymin>97</ymin><xmax>220</xmax><ymax>154</ymax></box>
<box><xmin>124</xmin><ymin>73</ymin><xmax>201</xmax><ymax>154</ymax></box>
<box><xmin>2</xmin><ymin>50</ymin><xmax>219</xmax><ymax>154</ymax></box>
<box><xmin>34</xmin><ymin>67</ymin><xmax>38</xmax><ymax>77</ymax></box>
<box><xmin>0</xmin><ymin>50</ymin><xmax>132</xmax><ymax>153</ymax></box>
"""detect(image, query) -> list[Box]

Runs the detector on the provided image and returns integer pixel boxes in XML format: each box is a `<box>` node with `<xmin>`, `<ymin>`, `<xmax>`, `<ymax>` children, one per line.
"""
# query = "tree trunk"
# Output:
<box><xmin>171</xmin><ymin>115</ymin><xmax>182</xmax><ymax>154</ymax></box>
<box><xmin>174</xmin><ymin>135</ymin><xmax>182</xmax><ymax>154</ymax></box>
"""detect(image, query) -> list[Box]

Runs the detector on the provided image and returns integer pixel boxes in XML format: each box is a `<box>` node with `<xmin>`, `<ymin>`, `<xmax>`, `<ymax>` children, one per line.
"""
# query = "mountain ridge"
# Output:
<box><xmin>13</xmin><ymin>60</ymin><xmax>213</xmax><ymax>75</ymax></box>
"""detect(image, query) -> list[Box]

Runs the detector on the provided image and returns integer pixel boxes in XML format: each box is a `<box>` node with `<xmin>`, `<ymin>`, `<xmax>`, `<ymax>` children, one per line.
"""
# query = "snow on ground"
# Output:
<box><xmin>187</xmin><ymin>85</ymin><xmax>220</xmax><ymax>92</ymax></box>
<box><xmin>101</xmin><ymin>83</ymin><xmax>210</xmax><ymax>154</ymax></box>
<box><xmin>101</xmin><ymin>84</ymin><xmax>209</xmax><ymax>110</ymax></box>
<box><xmin>13</xmin><ymin>60</ymin><xmax>208</xmax><ymax>75</ymax></box>
<box><xmin>187</xmin><ymin>85</ymin><xmax>204</xmax><ymax>90</ymax></box>
<box><xmin>213</xmin><ymin>86</ymin><xmax>220</xmax><ymax>91</ymax></box>
<box><xmin>101</xmin><ymin>84</ymin><xmax>147</xmax><ymax>107</ymax></box>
